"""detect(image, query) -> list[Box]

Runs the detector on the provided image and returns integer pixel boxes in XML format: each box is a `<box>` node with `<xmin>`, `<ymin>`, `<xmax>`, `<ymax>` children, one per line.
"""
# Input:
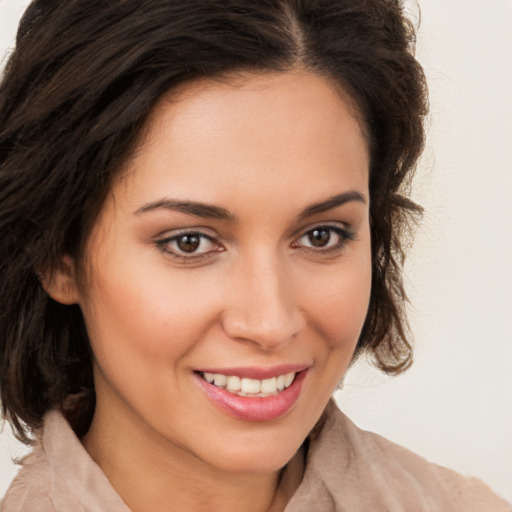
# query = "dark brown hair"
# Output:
<box><xmin>0</xmin><ymin>0</ymin><xmax>427</xmax><ymax>442</ymax></box>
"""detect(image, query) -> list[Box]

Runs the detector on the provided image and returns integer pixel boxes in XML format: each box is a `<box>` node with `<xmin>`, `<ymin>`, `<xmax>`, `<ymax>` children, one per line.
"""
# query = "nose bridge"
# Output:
<box><xmin>222</xmin><ymin>249</ymin><xmax>303</xmax><ymax>349</ymax></box>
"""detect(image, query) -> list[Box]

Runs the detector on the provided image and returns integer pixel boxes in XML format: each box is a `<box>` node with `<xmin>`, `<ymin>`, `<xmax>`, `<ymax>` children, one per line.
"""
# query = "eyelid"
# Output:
<box><xmin>289</xmin><ymin>218</ymin><xmax>351</xmax><ymax>238</ymax></box>
<box><xmin>153</xmin><ymin>222</ymin><xmax>356</xmax><ymax>262</ymax></box>
<box><xmin>291</xmin><ymin>223</ymin><xmax>356</xmax><ymax>252</ymax></box>
<box><xmin>291</xmin><ymin>220</ymin><xmax>353</xmax><ymax>240</ymax></box>
<box><xmin>153</xmin><ymin>225</ymin><xmax>218</xmax><ymax>239</ymax></box>
<box><xmin>155</xmin><ymin>228</ymin><xmax>224</xmax><ymax>260</ymax></box>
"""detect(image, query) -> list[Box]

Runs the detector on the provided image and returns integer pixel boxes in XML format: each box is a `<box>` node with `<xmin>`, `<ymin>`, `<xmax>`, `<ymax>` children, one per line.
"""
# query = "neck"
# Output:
<box><xmin>81</xmin><ymin>402</ymin><xmax>304</xmax><ymax>512</ymax></box>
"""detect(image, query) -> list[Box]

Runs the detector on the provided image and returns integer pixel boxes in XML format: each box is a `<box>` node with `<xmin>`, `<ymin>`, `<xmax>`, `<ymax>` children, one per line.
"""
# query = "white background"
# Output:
<box><xmin>1</xmin><ymin>0</ymin><xmax>511</xmax><ymax>503</ymax></box>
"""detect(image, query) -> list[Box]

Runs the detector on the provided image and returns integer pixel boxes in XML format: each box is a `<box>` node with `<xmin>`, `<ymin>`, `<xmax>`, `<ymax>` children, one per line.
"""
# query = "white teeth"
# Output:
<box><xmin>213</xmin><ymin>374</ymin><xmax>227</xmax><ymax>387</ymax></box>
<box><xmin>226</xmin><ymin>375</ymin><xmax>241</xmax><ymax>392</ymax></box>
<box><xmin>260</xmin><ymin>377</ymin><xmax>277</xmax><ymax>394</ymax></box>
<box><xmin>241</xmin><ymin>378</ymin><xmax>261</xmax><ymax>394</ymax></box>
<box><xmin>276</xmin><ymin>375</ymin><xmax>285</xmax><ymax>391</ymax></box>
<box><xmin>284</xmin><ymin>372</ymin><xmax>295</xmax><ymax>388</ymax></box>
<box><xmin>202</xmin><ymin>371</ymin><xmax>298</xmax><ymax>396</ymax></box>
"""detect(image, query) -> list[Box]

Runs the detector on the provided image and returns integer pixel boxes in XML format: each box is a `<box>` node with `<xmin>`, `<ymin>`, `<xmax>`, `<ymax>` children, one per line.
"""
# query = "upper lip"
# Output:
<box><xmin>194</xmin><ymin>364</ymin><xmax>310</xmax><ymax>380</ymax></box>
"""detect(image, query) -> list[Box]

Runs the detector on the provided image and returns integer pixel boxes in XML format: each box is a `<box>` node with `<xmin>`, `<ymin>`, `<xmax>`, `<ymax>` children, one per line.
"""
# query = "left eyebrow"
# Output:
<box><xmin>133</xmin><ymin>198</ymin><xmax>237</xmax><ymax>221</ymax></box>
<box><xmin>297</xmin><ymin>191</ymin><xmax>367</xmax><ymax>220</ymax></box>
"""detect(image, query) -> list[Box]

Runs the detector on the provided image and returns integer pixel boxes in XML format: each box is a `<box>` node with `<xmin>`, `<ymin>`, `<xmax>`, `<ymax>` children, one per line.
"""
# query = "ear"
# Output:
<box><xmin>39</xmin><ymin>255</ymin><xmax>80</xmax><ymax>305</ymax></box>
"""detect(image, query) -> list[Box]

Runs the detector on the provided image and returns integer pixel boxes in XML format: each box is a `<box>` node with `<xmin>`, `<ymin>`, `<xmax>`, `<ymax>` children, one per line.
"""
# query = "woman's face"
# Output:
<box><xmin>74</xmin><ymin>70</ymin><xmax>371</xmax><ymax>474</ymax></box>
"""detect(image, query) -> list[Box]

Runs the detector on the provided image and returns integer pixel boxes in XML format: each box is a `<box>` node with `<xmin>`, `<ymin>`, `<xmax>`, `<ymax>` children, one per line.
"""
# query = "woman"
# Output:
<box><xmin>0</xmin><ymin>0</ymin><xmax>509</xmax><ymax>511</ymax></box>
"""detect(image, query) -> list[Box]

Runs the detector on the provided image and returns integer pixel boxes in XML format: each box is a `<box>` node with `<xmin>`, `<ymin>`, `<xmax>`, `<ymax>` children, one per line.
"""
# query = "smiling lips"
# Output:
<box><xmin>201</xmin><ymin>371</ymin><xmax>296</xmax><ymax>396</ymax></box>
<box><xmin>195</xmin><ymin>366</ymin><xmax>309</xmax><ymax>421</ymax></box>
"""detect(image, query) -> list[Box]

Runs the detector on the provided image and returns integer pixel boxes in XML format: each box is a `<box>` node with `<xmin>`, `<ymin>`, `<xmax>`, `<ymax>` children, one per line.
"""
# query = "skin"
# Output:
<box><xmin>48</xmin><ymin>69</ymin><xmax>372</xmax><ymax>512</ymax></box>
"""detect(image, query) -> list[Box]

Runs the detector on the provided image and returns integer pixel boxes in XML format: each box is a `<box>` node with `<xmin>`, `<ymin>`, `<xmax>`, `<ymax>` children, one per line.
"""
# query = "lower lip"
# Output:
<box><xmin>195</xmin><ymin>370</ymin><xmax>307</xmax><ymax>422</ymax></box>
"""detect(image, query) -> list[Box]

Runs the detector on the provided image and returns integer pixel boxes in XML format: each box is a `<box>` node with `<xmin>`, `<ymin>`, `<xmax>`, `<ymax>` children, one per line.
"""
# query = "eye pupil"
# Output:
<box><xmin>177</xmin><ymin>234</ymin><xmax>201</xmax><ymax>253</ymax></box>
<box><xmin>308</xmin><ymin>228</ymin><xmax>330</xmax><ymax>247</ymax></box>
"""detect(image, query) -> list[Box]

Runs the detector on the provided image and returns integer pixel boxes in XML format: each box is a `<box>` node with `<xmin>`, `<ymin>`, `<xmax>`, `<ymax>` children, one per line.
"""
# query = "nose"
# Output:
<box><xmin>221</xmin><ymin>254</ymin><xmax>305</xmax><ymax>351</ymax></box>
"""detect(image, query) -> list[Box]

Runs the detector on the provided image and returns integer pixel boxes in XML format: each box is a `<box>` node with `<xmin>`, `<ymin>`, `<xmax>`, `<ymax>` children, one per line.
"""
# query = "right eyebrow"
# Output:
<box><xmin>297</xmin><ymin>190</ymin><xmax>367</xmax><ymax>221</ymax></box>
<box><xmin>133</xmin><ymin>198</ymin><xmax>238</xmax><ymax>222</ymax></box>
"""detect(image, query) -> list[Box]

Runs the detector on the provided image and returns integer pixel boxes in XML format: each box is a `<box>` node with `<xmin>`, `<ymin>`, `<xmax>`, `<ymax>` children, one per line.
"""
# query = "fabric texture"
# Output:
<box><xmin>2</xmin><ymin>401</ymin><xmax>510</xmax><ymax>511</ymax></box>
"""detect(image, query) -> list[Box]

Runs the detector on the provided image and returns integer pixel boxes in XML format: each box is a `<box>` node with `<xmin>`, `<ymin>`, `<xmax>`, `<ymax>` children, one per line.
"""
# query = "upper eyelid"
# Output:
<box><xmin>295</xmin><ymin>225</ymin><xmax>353</xmax><ymax>244</ymax></box>
<box><xmin>290</xmin><ymin>221</ymin><xmax>351</xmax><ymax>240</ymax></box>
<box><xmin>155</xmin><ymin>227</ymin><xmax>219</xmax><ymax>241</ymax></box>
<box><xmin>154</xmin><ymin>222</ymin><xmax>353</xmax><ymax>246</ymax></box>
<box><xmin>155</xmin><ymin>232</ymin><xmax>221</xmax><ymax>260</ymax></box>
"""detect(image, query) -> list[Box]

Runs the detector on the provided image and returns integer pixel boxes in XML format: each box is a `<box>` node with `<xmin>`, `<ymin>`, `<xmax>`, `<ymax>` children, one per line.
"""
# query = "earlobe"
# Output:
<box><xmin>39</xmin><ymin>255</ymin><xmax>80</xmax><ymax>305</ymax></box>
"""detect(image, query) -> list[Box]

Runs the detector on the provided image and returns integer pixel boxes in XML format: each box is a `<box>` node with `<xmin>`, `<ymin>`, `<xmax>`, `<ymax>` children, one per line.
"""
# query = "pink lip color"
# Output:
<box><xmin>195</xmin><ymin>364</ymin><xmax>309</xmax><ymax>380</ymax></box>
<box><xmin>194</xmin><ymin>369</ymin><xmax>308</xmax><ymax>422</ymax></box>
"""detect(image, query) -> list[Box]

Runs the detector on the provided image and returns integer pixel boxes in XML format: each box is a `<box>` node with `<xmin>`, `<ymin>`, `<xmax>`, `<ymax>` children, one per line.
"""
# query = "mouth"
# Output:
<box><xmin>194</xmin><ymin>366</ymin><xmax>309</xmax><ymax>422</ymax></box>
<box><xmin>198</xmin><ymin>371</ymin><xmax>297</xmax><ymax>397</ymax></box>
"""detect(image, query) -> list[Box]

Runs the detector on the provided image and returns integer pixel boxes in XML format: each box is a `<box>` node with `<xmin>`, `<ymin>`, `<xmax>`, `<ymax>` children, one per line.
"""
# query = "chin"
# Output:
<box><xmin>198</xmin><ymin>427</ymin><xmax>306</xmax><ymax>475</ymax></box>
<box><xmin>214</xmin><ymin>450</ymin><xmax>298</xmax><ymax>475</ymax></box>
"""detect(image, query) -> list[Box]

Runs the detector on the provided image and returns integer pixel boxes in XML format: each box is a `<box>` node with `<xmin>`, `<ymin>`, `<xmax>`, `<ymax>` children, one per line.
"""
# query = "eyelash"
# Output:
<box><xmin>292</xmin><ymin>225</ymin><xmax>356</xmax><ymax>254</ymax></box>
<box><xmin>155</xmin><ymin>224</ymin><xmax>355</xmax><ymax>262</ymax></box>
<box><xmin>155</xmin><ymin>231</ymin><xmax>223</xmax><ymax>262</ymax></box>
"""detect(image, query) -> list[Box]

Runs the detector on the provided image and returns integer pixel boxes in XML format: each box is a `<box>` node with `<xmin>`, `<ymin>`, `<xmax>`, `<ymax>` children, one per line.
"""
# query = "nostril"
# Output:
<box><xmin>221</xmin><ymin>310</ymin><xmax>304</xmax><ymax>350</ymax></box>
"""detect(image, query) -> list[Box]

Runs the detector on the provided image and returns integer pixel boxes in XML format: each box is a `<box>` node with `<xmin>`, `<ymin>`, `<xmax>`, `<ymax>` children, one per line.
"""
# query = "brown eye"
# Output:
<box><xmin>295</xmin><ymin>225</ymin><xmax>354</xmax><ymax>252</ymax></box>
<box><xmin>156</xmin><ymin>231</ymin><xmax>221</xmax><ymax>259</ymax></box>
<box><xmin>176</xmin><ymin>234</ymin><xmax>201</xmax><ymax>253</ymax></box>
<box><xmin>308</xmin><ymin>228</ymin><xmax>331</xmax><ymax>247</ymax></box>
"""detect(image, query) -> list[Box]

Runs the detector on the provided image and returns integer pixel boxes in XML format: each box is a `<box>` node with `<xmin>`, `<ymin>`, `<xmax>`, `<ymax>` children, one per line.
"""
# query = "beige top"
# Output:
<box><xmin>2</xmin><ymin>402</ymin><xmax>510</xmax><ymax>511</ymax></box>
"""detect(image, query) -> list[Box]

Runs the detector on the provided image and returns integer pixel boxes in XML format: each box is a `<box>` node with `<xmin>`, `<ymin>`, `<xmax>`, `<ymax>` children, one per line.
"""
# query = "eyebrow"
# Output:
<box><xmin>134</xmin><ymin>199</ymin><xmax>236</xmax><ymax>221</ymax></box>
<box><xmin>297</xmin><ymin>191</ymin><xmax>366</xmax><ymax>220</ymax></box>
<box><xmin>134</xmin><ymin>190</ymin><xmax>366</xmax><ymax>222</ymax></box>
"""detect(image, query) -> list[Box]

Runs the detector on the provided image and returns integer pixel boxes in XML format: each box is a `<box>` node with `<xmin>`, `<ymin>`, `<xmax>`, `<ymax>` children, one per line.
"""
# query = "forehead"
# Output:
<box><xmin>114</xmin><ymin>69</ymin><xmax>369</xmax><ymax>212</ymax></box>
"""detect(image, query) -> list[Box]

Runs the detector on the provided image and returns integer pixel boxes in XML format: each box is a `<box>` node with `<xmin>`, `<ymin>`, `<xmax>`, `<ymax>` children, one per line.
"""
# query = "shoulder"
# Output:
<box><xmin>1</xmin><ymin>446</ymin><xmax>81</xmax><ymax>512</ymax></box>
<box><xmin>1</xmin><ymin>412</ymin><xmax>92</xmax><ymax>512</ymax></box>
<box><xmin>1</xmin><ymin>411</ymin><xmax>129</xmax><ymax>512</ymax></box>
<box><xmin>306</xmin><ymin>402</ymin><xmax>512</xmax><ymax>511</ymax></box>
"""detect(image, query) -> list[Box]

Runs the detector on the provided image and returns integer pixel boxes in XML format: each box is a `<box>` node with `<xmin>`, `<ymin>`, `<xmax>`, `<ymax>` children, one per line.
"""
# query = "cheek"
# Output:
<box><xmin>79</xmin><ymin>259</ymin><xmax>224</xmax><ymax>368</ymax></box>
<box><xmin>302</xmin><ymin>253</ymin><xmax>372</xmax><ymax>350</ymax></box>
